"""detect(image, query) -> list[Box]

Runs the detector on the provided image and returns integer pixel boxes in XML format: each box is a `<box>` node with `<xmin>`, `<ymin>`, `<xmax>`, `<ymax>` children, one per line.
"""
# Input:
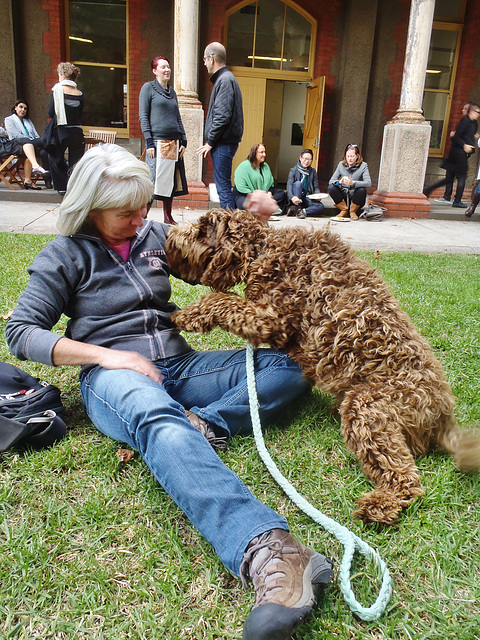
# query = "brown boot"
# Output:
<box><xmin>334</xmin><ymin>199</ymin><xmax>349</xmax><ymax>218</ymax></box>
<box><xmin>184</xmin><ymin>410</ymin><xmax>227</xmax><ymax>450</ymax></box>
<box><xmin>349</xmin><ymin>202</ymin><xmax>361</xmax><ymax>220</ymax></box>
<box><xmin>465</xmin><ymin>190</ymin><xmax>480</xmax><ymax>217</ymax></box>
<box><xmin>163</xmin><ymin>200</ymin><xmax>177</xmax><ymax>225</ymax></box>
<box><xmin>240</xmin><ymin>529</ymin><xmax>333</xmax><ymax>640</ymax></box>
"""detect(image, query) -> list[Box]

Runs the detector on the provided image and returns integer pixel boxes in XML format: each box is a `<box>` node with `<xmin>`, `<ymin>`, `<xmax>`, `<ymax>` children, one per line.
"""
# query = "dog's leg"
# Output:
<box><xmin>173</xmin><ymin>292</ymin><xmax>291</xmax><ymax>348</ymax></box>
<box><xmin>339</xmin><ymin>387</ymin><xmax>424</xmax><ymax>525</ymax></box>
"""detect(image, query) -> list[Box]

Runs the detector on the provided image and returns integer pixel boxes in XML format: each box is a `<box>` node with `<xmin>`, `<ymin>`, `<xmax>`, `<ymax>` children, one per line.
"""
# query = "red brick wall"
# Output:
<box><xmin>128</xmin><ymin>0</ymin><xmax>149</xmax><ymax>139</ymax></box>
<box><xmin>41</xmin><ymin>0</ymin><xmax>65</xmax><ymax>91</ymax></box>
<box><xmin>382</xmin><ymin>0</ymin><xmax>409</xmax><ymax>122</ymax></box>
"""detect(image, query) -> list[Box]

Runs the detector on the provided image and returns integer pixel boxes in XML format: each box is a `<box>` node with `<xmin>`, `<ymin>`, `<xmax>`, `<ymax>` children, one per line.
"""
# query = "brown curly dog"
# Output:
<box><xmin>165</xmin><ymin>209</ymin><xmax>480</xmax><ymax>524</ymax></box>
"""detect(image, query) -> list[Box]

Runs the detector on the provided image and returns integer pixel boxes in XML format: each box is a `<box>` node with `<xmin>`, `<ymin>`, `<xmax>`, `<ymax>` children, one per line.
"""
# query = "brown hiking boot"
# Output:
<box><xmin>240</xmin><ymin>529</ymin><xmax>333</xmax><ymax>640</ymax></box>
<box><xmin>185</xmin><ymin>410</ymin><xmax>227</xmax><ymax>450</ymax></box>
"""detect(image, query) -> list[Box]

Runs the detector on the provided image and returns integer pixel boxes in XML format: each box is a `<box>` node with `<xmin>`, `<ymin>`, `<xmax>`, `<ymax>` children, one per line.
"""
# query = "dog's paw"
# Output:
<box><xmin>353</xmin><ymin>491</ymin><xmax>405</xmax><ymax>525</ymax></box>
<box><xmin>172</xmin><ymin>308</ymin><xmax>214</xmax><ymax>333</ymax></box>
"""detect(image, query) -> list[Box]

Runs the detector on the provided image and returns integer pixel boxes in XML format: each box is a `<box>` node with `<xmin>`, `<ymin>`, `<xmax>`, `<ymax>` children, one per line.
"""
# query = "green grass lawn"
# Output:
<box><xmin>1</xmin><ymin>233</ymin><xmax>479</xmax><ymax>640</ymax></box>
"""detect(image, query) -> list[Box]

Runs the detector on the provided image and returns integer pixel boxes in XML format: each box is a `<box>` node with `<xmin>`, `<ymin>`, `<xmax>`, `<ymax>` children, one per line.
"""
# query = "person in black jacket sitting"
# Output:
<box><xmin>286</xmin><ymin>149</ymin><xmax>324</xmax><ymax>219</ymax></box>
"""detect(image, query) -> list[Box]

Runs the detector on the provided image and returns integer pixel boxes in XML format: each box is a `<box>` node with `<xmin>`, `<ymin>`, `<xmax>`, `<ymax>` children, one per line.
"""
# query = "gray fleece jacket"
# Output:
<box><xmin>5</xmin><ymin>221</ymin><xmax>192</xmax><ymax>369</ymax></box>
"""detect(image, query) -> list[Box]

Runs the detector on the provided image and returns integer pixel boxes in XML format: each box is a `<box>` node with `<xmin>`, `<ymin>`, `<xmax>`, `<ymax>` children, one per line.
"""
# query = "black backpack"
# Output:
<box><xmin>0</xmin><ymin>362</ymin><xmax>67</xmax><ymax>452</ymax></box>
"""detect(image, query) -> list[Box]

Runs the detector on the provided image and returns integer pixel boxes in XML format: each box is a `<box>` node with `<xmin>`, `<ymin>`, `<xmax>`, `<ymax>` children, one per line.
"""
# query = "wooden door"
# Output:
<box><xmin>303</xmin><ymin>76</ymin><xmax>325</xmax><ymax>168</ymax></box>
<box><xmin>233</xmin><ymin>76</ymin><xmax>267</xmax><ymax>176</ymax></box>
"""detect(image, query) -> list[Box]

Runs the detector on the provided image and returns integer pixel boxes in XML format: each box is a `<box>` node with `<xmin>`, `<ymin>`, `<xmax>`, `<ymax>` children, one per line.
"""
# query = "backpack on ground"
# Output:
<box><xmin>0</xmin><ymin>362</ymin><xmax>67</xmax><ymax>452</ymax></box>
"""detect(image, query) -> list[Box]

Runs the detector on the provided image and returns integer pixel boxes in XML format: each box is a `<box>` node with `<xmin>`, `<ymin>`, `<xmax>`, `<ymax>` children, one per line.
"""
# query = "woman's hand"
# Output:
<box><xmin>244</xmin><ymin>190</ymin><xmax>278</xmax><ymax>221</ymax></box>
<box><xmin>179</xmin><ymin>145</ymin><xmax>186</xmax><ymax>159</ymax></box>
<box><xmin>97</xmin><ymin>349</ymin><xmax>163</xmax><ymax>384</ymax></box>
<box><xmin>52</xmin><ymin>337</ymin><xmax>163</xmax><ymax>384</ymax></box>
<box><xmin>147</xmin><ymin>148</ymin><xmax>155</xmax><ymax>159</ymax></box>
<box><xmin>291</xmin><ymin>196</ymin><xmax>302</xmax><ymax>205</ymax></box>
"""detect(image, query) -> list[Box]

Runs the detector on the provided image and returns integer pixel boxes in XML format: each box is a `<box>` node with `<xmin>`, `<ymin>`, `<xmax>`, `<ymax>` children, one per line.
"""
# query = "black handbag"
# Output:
<box><xmin>43</xmin><ymin>116</ymin><xmax>58</xmax><ymax>154</ymax></box>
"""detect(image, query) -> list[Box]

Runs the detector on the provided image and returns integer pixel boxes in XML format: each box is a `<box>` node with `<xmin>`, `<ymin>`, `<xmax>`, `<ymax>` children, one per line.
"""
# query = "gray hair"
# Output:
<box><xmin>205</xmin><ymin>42</ymin><xmax>226</xmax><ymax>64</ymax></box>
<box><xmin>56</xmin><ymin>144</ymin><xmax>153</xmax><ymax>236</ymax></box>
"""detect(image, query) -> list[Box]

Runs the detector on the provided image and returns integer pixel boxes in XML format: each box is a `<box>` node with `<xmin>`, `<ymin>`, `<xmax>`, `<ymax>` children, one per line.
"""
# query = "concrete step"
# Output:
<box><xmin>0</xmin><ymin>186</ymin><xmax>472</xmax><ymax>220</ymax></box>
<box><xmin>0</xmin><ymin>187</ymin><xmax>62</xmax><ymax>204</ymax></box>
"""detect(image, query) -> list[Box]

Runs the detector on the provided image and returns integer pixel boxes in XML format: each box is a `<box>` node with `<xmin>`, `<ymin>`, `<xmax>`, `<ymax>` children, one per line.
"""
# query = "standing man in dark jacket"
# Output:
<box><xmin>197</xmin><ymin>42</ymin><xmax>243</xmax><ymax>210</ymax></box>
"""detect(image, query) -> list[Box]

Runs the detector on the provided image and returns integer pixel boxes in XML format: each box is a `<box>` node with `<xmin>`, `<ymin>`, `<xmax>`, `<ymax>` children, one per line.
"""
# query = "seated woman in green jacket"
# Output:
<box><xmin>233</xmin><ymin>143</ymin><xmax>287</xmax><ymax>213</ymax></box>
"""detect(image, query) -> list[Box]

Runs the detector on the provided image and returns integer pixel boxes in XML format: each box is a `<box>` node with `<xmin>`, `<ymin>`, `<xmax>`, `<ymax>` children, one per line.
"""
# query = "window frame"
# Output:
<box><xmin>65</xmin><ymin>0</ymin><xmax>129</xmax><ymax>137</ymax></box>
<box><xmin>225</xmin><ymin>0</ymin><xmax>317</xmax><ymax>81</ymax></box>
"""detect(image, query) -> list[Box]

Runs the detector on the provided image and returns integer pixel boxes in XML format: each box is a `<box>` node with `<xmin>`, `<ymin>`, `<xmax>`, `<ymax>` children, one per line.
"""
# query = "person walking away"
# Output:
<box><xmin>47</xmin><ymin>62</ymin><xmax>84</xmax><ymax>195</ymax></box>
<box><xmin>423</xmin><ymin>103</ymin><xmax>480</xmax><ymax>208</ymax></box>
<box><xmin>197</xmin><ymin>42</ymin><xmax>243</xmax><ymax>210</ymax></box>
<box><xmin>465</xmin><ymin>135</ymin><xmax>480</xmax><ymax>217</ymax></box>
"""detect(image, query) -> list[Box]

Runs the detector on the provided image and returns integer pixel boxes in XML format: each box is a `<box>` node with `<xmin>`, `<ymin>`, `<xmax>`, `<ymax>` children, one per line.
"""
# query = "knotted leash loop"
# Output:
<box><xmin>246</xmin><ymin>343</ymin><xmax>393</xmax><ymax>621</ymax></box>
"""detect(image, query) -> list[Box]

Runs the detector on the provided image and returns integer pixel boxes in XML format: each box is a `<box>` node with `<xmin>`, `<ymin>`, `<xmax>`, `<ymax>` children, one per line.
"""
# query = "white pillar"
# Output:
<box><xmin>371</xmin><ymin>0</ymin><xmax>435</xmax><ymax>215</ymax></box>
<box><xmin>173</xmin><ymin>0</ymin><xmax>204</xmax><ymax>183</ymax></box>
<box><xmin>391</xmin><ymin>0</ymin><xmax>436</xmax><ymax>123</ymax></box>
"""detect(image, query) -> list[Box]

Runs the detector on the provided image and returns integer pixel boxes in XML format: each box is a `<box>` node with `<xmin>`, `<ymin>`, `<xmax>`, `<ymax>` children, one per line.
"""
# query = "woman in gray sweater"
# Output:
<box><xmin>328</xmin><ymin>144</ymin><xmax>371</xmax><ymax>221</ymax></box>
<box><xmin>139</xmin><ymin>56</ymin><xmax>187</xmax><ymax>225</ymax></box>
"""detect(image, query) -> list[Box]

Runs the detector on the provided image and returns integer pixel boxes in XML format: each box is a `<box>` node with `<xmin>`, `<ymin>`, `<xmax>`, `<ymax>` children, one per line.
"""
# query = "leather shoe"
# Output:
<box><xmin>452</xmin><ymin>201</ymin><xmax>467</xmax><ymax>208</ymax></box>
<box><xmin>24</xmin><ymin>182</ymin><xmax>42</xmax><ymax>190</ymax></box>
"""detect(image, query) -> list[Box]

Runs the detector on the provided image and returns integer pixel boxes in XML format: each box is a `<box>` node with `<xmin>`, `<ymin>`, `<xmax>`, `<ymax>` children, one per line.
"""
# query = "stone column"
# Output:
<box><xmin>370</xmin><ymin>0</ymin><xmax>435</xmax><ymax>218</ymax></box>
<box><xmin>173</xmin><ymin>0</ymin><xmax>207</xmax><ymax>207</ymax></box>
<box><xmin>0</xmin><ymin>0</ymin><xmax>17</xmax><ymax>118</ymax></box>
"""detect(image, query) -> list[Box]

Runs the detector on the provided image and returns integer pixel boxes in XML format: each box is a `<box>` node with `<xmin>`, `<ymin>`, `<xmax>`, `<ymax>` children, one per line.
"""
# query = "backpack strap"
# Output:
<box><xmin>0</xmin><ymin>410</ymin><xmax>66</xmax><ymax>452</ymax></box>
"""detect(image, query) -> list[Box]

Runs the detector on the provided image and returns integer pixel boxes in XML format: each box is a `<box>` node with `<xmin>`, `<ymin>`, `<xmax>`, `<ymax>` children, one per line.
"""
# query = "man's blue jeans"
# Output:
<box><xmin>211</xmin><ymin>143</ymin><xmax>238</xmax><ymax>210</ymax></box>
<box><xmin>291</xmin><ymin>181</ymin><xmax>325</xmax><ymax>216</ymax></box>
<box><xmin>80</xmin><ymin>348</ymin><xmax>309</xmax><ymax>576</ymax></box>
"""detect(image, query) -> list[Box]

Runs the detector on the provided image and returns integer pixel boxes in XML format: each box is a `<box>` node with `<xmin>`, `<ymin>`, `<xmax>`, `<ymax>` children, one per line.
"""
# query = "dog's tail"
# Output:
<box><xmin>438</xmin><ymin>416</ymin><xmax>480</xmax><ymax>472</ymax></box>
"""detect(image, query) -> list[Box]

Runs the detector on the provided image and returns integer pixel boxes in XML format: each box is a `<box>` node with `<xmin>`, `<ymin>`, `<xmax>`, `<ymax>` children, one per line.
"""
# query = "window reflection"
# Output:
<box><xmin>68</xmin><ymin>0</ymin><xmax>127</xmax><ymax>129</ymax></box>
<box><xmin>425</xmin><ymin>30</ymin><xmax>458</xmax><ymax>90</ymax></box>
<box><xmin>227</xmin><ymin>0</ymin><xmax>313</xmax><ymax>73</ymax></box>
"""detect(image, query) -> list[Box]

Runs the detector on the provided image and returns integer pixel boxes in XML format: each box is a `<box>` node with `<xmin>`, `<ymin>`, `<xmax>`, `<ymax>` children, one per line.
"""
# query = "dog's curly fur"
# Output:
<box><xmin>166</xmin><ymin>209</ymin><xmax>480</xmax><ymax>524</ymax></box>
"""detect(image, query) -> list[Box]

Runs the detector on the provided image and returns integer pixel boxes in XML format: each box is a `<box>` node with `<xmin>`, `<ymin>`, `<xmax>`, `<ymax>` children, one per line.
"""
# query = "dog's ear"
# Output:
<box><xmin>200</xmin><ymin>209</ymin><xmax>268</xmax><ymax>291</ymax></box>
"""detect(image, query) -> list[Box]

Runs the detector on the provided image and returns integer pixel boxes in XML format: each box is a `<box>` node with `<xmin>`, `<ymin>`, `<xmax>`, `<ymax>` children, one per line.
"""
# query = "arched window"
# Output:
<box><xmin>226</xmin><ymin>0</ymin><xmax>315</xmax><ymax>78</ymax></box>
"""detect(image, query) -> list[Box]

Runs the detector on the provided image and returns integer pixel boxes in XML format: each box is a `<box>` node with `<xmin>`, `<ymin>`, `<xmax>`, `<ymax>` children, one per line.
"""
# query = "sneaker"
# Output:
<box><xmin>452</xmin><ymin>201</ymin><xmax>467</xmax><ymax>208</ymax></box>
<box><xmin>433</xmin><ymin>197</ymin><xmax>451</xmax><ymax>204</ymax></box>
<box><xmin>240</xmin><ymin>529</ymin><xmax>333</xmax><ymax>640</ymax></box>
<box><xmin>185</xmin><ymin>410</ymin><xmax>227</xmax><ymax>450</ymax></box>
<box><xmin>296</xmin><ymin>209</ymin><xmax>306</xmax><ymax>219</ymax></box>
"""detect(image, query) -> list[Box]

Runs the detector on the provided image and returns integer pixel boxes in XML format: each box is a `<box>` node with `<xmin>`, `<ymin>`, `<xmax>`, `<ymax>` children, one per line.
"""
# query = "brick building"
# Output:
<box><xmin>1</xmin><ymin>0</ymin><xmax>478</xmax><ymax>214</ymax></box>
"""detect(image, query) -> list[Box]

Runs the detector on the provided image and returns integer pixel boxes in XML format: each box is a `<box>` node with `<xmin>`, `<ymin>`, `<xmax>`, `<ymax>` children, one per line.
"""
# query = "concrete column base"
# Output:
<box><xmin>373</xmin><ymin>121</ymin><xmax>432</xmax><ymax>218</ymax></box>
<box><xmin>176</xmin><ymin>106</ymin><xmax>209</xmax><ymax>209</ymax></box>
<box><xmin>369</xmin><ymin>191</ymin><xmax>430</xmax><ymax>218</ymax></box>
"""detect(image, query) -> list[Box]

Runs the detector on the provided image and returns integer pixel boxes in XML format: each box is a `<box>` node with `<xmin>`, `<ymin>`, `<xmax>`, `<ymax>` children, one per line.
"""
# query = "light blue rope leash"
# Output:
<box><xmin>245</xmin><ymin>343</ymin><xmax>393</xmax><ymax>621</ymax></box>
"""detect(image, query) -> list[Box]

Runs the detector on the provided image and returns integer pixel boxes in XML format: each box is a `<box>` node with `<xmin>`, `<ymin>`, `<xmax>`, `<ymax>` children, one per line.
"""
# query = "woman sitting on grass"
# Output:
<box><xmin>6</xmin><ymin>143</ymin><xmax>333</xmax><ymax>640</ymax></box>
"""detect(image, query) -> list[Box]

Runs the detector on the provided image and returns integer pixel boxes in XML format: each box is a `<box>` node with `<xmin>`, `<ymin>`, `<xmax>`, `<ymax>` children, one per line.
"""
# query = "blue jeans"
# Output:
<box><xmin>291</xmin><ymin>181</ymin><xmax>325</xmax><ymax>216</ymax></box>
<box><xmin>80</xmin><ymin>348</ymin><xmax>309</xmax><ymax>576</ymax></box>
<box><xmin>211</xmin><ymin>143</ymin><xmax>238</xmax><ymax>210</ymax></box>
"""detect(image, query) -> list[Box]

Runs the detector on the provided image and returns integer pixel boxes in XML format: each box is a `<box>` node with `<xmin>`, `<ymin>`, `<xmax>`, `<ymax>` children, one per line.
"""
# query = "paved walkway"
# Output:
<box><xmin>1</xmin><ymin>199</ymin><xmax>479</xmax><ymax>254</ymax></box>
